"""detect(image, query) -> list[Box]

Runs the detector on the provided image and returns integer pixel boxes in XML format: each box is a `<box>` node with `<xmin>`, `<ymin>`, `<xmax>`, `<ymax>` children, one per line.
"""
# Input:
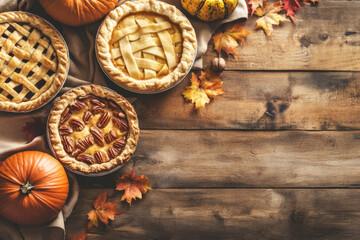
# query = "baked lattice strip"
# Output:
<box><xmin>0</xmin><ymin>22</ymin><xmax>58</xmax><ymax>103</ymax></box>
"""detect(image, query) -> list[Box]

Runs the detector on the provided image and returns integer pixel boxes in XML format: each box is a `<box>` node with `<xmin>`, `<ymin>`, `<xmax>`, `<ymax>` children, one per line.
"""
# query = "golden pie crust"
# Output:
<box><xmin>0</xmin><ymin>11</ymin><xmax>69</xmax><ymax>112</ymax></box>
<box><xmin>96</xmin><ymin>0</ymin><xmax>197</xmax><ymax>93</ymax></box>
<box><xmin>48</xmin><ymin>85</ymin><xmax>140</xmax><ymax>174</ymax></box>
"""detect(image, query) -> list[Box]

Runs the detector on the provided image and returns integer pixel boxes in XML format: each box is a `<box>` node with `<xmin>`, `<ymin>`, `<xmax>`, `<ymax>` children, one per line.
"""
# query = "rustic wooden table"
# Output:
<box><xmin>66</xmin><ymin>2</ymin><xmax>360</xmax><ymax>239</ymax></box>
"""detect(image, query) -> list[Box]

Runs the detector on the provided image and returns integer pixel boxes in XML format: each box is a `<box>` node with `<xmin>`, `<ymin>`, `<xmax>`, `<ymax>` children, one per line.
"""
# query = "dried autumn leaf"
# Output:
<box><xmin>200</xmin><ymin>67</ymin><xmax>226</xmax><ymax>99</ymax></box>
<box><xmin>70</xmin><ymin>232</ymin><xmax>87</xmax><ymax>240</ymax></box>
<box><xmin>283</xmin><ymin>0</ymin><xmax>301</xmax><ymax>23</ymax></box>
<box><xmin>212</xmin><ymin>21</ymin><xmax>251</xmax><ymax>56</ymax></box>
<box><xmin>183</xmin><ymin>73</ymin><xmax>210</xmax><ymax>109</ymax></box>
<box><xmin>183</xmin><ymin>67</ymin><xmax>225</xmax><ymax>109</ymax></box>
<box><xmin>21</xmin><ymin>117</ymin><xmax>45</xmax><ymax>143</ymax></box>
<box><xmin>247</xmin><ymin>0</ymin><xmax>264</xmax><ymax>16</ymax></box>
<box><xmin>115</xmin><ymin>170</ymin><xmax>151</xmax><ymax>205</ymax></box>
<box><xmin>255</xmin><ymin>1</ymin><xmax>289</xmax><ymax>37</ymax></box>
<box><xmin>87</xmin><ymin>191</ymin><xmax>123</xmax><ymax>230</ymax></box>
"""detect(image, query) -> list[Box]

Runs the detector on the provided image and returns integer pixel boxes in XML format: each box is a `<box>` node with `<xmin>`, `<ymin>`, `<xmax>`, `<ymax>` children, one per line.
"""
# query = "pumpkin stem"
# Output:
<box><xmin>19</xmin><ymin>181</ymin><xmax>34</xmax><ymax>195</ymax></box>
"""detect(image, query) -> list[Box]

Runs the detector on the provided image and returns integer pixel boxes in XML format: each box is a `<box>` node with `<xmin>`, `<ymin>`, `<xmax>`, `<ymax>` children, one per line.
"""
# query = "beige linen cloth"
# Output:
<box><xmin>0</xmin><ymin>0</ymin><xmax>247</xmax><ymax>239</ymax></box>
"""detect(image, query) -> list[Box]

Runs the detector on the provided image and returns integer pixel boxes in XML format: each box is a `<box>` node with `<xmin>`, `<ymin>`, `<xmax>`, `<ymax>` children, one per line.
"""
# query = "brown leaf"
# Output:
<box><xmin>87</xmin><ymin>191</ymin><xmax>123</xmax><ymax>230</ymax></box>
<box><xmin>21</xmin><ymin>117</ymin><xmax>45</xmax><ymax>143</ymax></box>
<box><xmin>115</xmin><ymin>170</ymin><xmax>151</xmax><ymax>205</ymax></box>
<box><xmin>212</xmin><ymin>21</ymin><xmax>251</xmax><ymax>56</ymax></box>
<box><xmin>183</xmin><ymin>67</ymin><xmax>225</xmax><ymax>109</ymax></box>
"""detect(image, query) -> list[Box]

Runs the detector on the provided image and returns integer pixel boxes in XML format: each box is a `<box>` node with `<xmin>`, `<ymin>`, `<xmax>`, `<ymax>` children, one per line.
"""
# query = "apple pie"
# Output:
<box><xmin>96</xmin><ymin>0</ymin><xmax>197</xmax><ymax>93</ymax></box>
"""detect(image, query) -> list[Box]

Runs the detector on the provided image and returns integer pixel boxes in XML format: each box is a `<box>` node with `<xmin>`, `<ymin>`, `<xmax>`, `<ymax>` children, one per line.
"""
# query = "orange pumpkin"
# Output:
<box><xmin>0</xmin><ymin>151</ymin><xmax>69</xmax><ymax>225</ymax></box>
<box><xmin>38</xmin><ymin>0</ymin><xmax>119</xmax><ymax>26</ymax></box>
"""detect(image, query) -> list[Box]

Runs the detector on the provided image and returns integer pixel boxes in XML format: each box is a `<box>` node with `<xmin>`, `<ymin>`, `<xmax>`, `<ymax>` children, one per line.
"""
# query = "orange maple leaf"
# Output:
<box><xmin>115</xmin><ymin>170</ymin><xmax>151</xmax><ymax>205</ymax></box>
<box><xmin>87</xmin><ymin>191</ymin><xmax>123</xmax><ymax>230</ymax></box>
<box><xmin>255</xmin><ymin>1</ymin><xmax>289</xmax><ymax>36</ymax></box>
<box><xmin>247</xmin><ymin>0</ymin><xmax>264</xmax><ymax>16</ymax></box>
<box><xmin>212</xmin><ymin>21</ymin><xmax>251</xmax><ymax>56</ymax></box>
<box><xmin>183</xmin><ymin>67</ymin><xmax>225</xmax><ymax>109</ymax></box>
<box><xmin>283</xmin><ymin>0</ymin><xmax>301</xmax><ymax>23</ymax></box>
<box><xmin>70</xmin><ymin>232</ymin><xmax>87</xmax><ymax>240</ymax></box>
<box><xmin>21</xmin><ymin>117</ymin><xmax>45</xmax><ymax>143</ymax></box>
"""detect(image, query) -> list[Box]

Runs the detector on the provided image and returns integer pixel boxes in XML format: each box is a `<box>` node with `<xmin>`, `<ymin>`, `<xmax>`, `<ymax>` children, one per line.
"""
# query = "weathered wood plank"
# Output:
<box><xmin>133</xmin><ymin>71</ymin><xmax>360</xmax><ymax>130</ymax></box>
<box><xmin>203</xmin><ymin>1</ymin><xmax>360</xmax><ymax>71</ymax></box>
<box><xmin>66</xmin><ymin>189</ymin><xmax>360</xmax><ymax>240</ymax></box>
<box><xmin>76</xmin><ymin>130</ymin><xmax>360</xmax><ymax>188</ymax></box>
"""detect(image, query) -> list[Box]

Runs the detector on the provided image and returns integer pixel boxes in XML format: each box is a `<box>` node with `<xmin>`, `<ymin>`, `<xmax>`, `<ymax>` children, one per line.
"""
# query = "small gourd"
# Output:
<box><xmin>181</xmin><ymin>0</ymin><xmax>239</xmax><ymax>22</ymax></box>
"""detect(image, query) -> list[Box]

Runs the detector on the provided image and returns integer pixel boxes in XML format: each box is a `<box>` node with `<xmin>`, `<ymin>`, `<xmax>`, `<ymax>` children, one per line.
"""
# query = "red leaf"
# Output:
<box><xmin>21</xmin><ymin>117</ymin><xmax>45</xmax><ymax>143</ymax></box>
<box><xmin>115</xmin><ymin>170</ymin><xmax>151</xmax><ymax>205</ymax></box>
<box><xmin>283</xmin><ymin>0</ymin><xmax>301</xmax><ymax>23</ymax></box>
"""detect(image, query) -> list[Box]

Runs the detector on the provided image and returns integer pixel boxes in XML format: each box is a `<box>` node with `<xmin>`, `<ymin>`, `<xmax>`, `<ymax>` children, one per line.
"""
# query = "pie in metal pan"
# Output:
<box><xmin>0</xmin><ymin>11</ymin><xmax>69</xmax><ymax>112</ymax></box>
<box><xmin>48</xmin><ymin>84</ymin><xmax>140</xmax><ymax>175</ymax></box>
<box><xmin>96</xmin><ymin>0</ymin><xmax>197</xmax><ymax>93</ymax></box>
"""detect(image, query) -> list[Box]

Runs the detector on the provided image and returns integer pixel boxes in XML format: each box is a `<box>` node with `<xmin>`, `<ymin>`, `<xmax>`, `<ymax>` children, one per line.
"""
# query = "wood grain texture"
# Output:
<box><xmin>76</xmin><ymin>130</ymin><xmax>360</xmax><ymax>188</ymax></box>
<box><xmin>66</xmin><ymin>189</ymin><xmax>360</xmax><ymax>240</ymax></box>
<box><xmin>203</xmin><ymin>1</ymin><xmax>360</xmax><ymax>71</ymax></box>
<box><xmin>133</xmin><ymin>71</ymin><xmax>360</xmax><ymax>130</ymax></box>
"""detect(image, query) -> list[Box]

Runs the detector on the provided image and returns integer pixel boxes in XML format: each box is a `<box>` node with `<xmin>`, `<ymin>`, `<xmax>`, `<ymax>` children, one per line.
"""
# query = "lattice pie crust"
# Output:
<box><xmin>0</xmin><ymin>12</ymin><xmax>68</xmax><ymax>112</ymax></box>
<box><xmin>96</xmin><ymin>0</ymin><xmax>197</xmax><ymax>93</ymax></box>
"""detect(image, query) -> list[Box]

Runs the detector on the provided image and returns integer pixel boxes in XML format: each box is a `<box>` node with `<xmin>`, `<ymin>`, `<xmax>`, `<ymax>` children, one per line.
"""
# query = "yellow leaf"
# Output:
<box><xmin>183</xmin><ymin>68</ymin><xmax>225</xmax><ymax>109</ymax></box>
<box><xmin>212</xmin><ymin>22</ymin><xmax>252</xmax><ymax>56</ymax></box>
<box><xmin>255</xmin><ymin>1</ymin><xmax>289</xmax><ymax>36</ymax></box>
<box><xmin>183</xmin><ymin>73</ymin><xmax>210</xmax><ymax>109</ymax></box>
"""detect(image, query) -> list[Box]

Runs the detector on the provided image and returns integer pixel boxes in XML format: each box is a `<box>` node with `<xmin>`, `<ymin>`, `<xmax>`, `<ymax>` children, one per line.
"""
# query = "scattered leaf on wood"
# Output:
<box><xmin>212</xmin><ymin>21</ymin><xmax>251</xmax><ymax>56</ymax></box>
<box><xmin>183</xmin><ymin>67</ymin><xmax>225</xmax><ymax>109</ymax></box>
<box><xmin>115</xmin><ymin>170</ymin><xmax>152</xmax><ymax>205</ymax></box>
<box><xmin>247</xmin><ymin>0</ymin><xmax>264</xmax><ymax>16</ymax></box>
<box><xmin>255</xmin><ymin>1</ymin><xmax>289</xmax><ymax>36</ymax></box>
<box><xmin>70</xmin><ymin>232</ymin><xmax>87</xmax><ymax>240</ymax></box>
<box><xmin>283</xmin><ymin>0</ymin><xmax>301</xmax><ymax>23</ymax></box>
<box><xmin>21</xmin><ymin>117</ymin><xmax>45</xmax><ymax>143</ymax></box>
<box><xmin>87</xmin><ymin>191</ymin><xmax>123</xmax><ymax>230</ymax></box>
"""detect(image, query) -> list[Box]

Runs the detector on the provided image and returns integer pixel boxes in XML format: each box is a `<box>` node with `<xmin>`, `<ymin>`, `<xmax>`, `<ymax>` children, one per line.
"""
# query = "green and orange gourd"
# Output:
<box><xmin>181</xmin><ymin>0</ymin><xmax>239</xmax><ymax>21</ymax></box>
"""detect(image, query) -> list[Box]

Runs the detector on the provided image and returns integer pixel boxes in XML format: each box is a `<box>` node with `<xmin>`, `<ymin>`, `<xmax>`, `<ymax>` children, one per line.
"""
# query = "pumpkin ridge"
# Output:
<box><xmin>194</xmin><ymin>0</ymin><xmax>207</xmax><ymax>18</ymax></box>
<box><xmin>0</xmin><ymin>151</ymin><xmax>69</xmax><ymax>225</ymax></box>
<box><xmin>223</xmin><ymin>0</ymin><xmax>229</xmax><ymax>17</ymax></box>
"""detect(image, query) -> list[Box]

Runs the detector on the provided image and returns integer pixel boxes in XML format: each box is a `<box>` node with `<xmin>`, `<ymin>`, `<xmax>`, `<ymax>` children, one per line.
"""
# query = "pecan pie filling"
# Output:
<box><xmin>58</xmin><ymin>94</ymin><xmax>129</xmax><ymax>165</ymax></box>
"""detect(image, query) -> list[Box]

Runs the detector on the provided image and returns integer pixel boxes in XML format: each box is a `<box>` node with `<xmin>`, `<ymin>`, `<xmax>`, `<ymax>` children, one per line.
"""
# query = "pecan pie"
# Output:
<box><xmin>96</xmin><ymin>0</ymin><xmax>197</xmax><ymax>93</ymax></box>
<box><xmin>0</xmin><ymin>12</ymin><xmax>69</xmax><ymax>112</ymax></box>
<box><xmin>48</xmin><ymin>85</ymin><xmax>139</xmax><ymax>174</ymax></box>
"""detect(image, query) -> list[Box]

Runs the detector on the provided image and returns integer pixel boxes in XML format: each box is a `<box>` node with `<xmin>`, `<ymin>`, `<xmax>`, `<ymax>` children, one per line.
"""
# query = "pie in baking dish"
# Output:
<box><xmin>96</xmin><ymin>0</ymin><xmax>197</xmax><ymax>93</ymax></box>
<box><xmin>0</xmin><ymin>11</ymin><xmax>69</xmax><ymax>112</ymax></box>
<box><xmin>48</xmin><ymin>85</ymin><xmax>139</xmax><ymax>174</ymax></box>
